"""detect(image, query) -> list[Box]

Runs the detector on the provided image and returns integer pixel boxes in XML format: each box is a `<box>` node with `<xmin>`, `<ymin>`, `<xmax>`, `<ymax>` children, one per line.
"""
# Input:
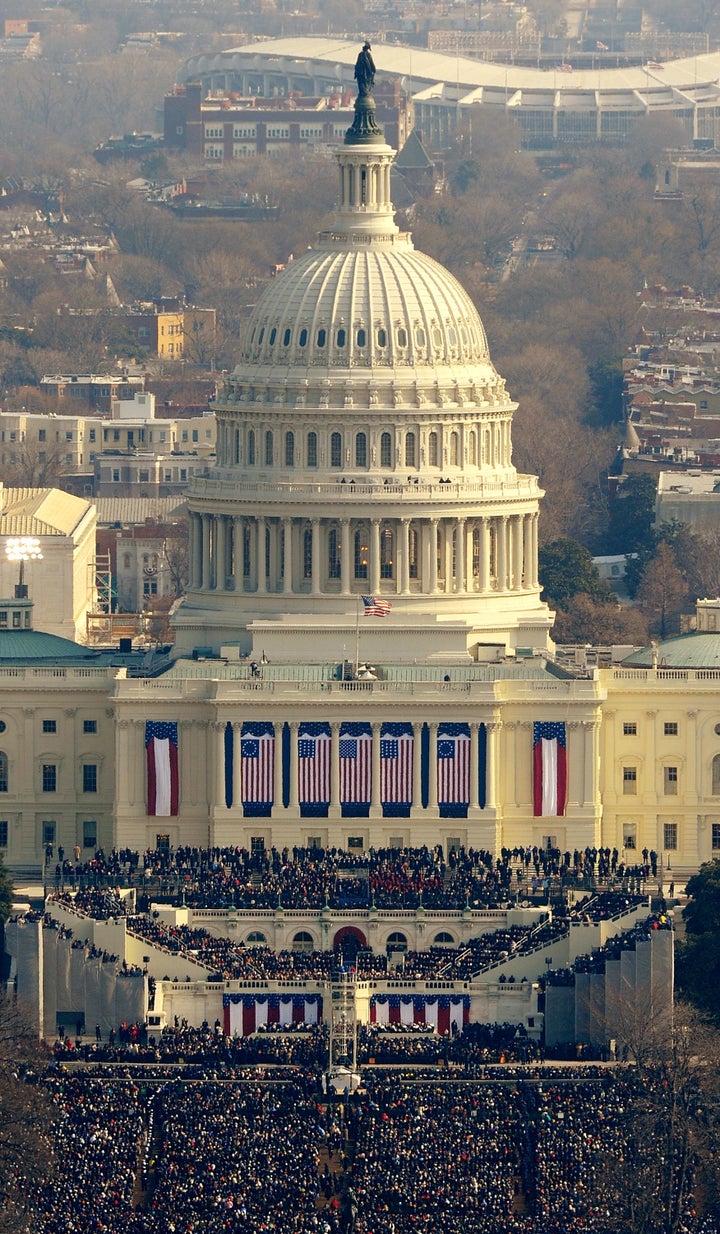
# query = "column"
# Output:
<box><xmin>282</xmin><ymin>518</ymin><xmax>293</xmax><ymax>594</ymax></box>
<box><xmin>256</xmin><ymin>516</ymin><xmax>266</xmax><ymax>595</ymax></box>
<box><xmin>289</xmin><ymin>722</ymin><xmax>299</xmax><ymax>810</ymax></box>
<box><xmin>214</xmin><ymin>723</ymin><xmax>226</xmax><ymax>810</ymax></box>
<box><xmin>399</xmin><ymin>519</ymin><xmax>410</xmax><ymax>595</ymax></box>
<box><xmin>233</xmin><ymin>516</ymin><xmax>244</xmax><ymax>591</ymax></box>
<box><xmin>428</xmin><ymin>722</ymin><xmax>438</xmax><ymax>812</ymax></box>
<box><xmin>341</xmin><ymin>519</ymin><xmax>351</xmax><ymax>596</ymax></box>
<box><xmin>469</xmin><ymin>722</ymin><xmax>479</xmax><ymax>812</ymax></box>
<box><xmin>512</xmin><ymin>514</ymin><xmax>523</xmax><ymax>592</ymax></box>
<box><xmin>496</xmin><ymin>517</ymin><xmax>507</xmax><ymax>592</ymax></box>
<box><xmin>456</xmin><ymin>518</ymin><xmax>466</xmax><ymax>593</ymax></box>
<box><xmin>479</xmin><ymin>518</ymin><xmax>490</xmax><ymax>593</ymax></box>
<box><xmin>486</xmin><ymin>721</ymin><xmax>501</xmax><ymax>810</ymax></box>
<box><xmin>274</xmin><ymin>723</ymin><xmax>284</xmax><ymax>813</ymax></box>
<box><xmin>215</xmin><ymin>515</ymin><xmax>227</xmax><ymax>591</ymax></box>
<box><xmin>429</xmin><ymin>519</ymin><xmax>439</xmax><ymax>594</ymax></box>
<box><xmin>531</xmin><ymin>514</ymin><xmax>539</xmax><ymax>588</ymax></box>
<box><xmin>330</xmin><ymin>722</ymin><xmax>340</xmax><ymax>818</ymax></box>
<box><xmin>311</xmin><ymin>519</ymin><xmax>321</xmax><ymax>596</ymax></box>
<box><xmin>466</xmin><ymin>521</ymin><xmax>475</xmax><ymax>593</ymax></box>
<box><xmin>371</xmin><ymin>721</ymin><xmax>382</xmax><ymax>815</ymax></box>
<box><xmin>232</xmin><ymin>723</ymin><xmax>242</xmax><ymax>809</ymax></box>
<box><xmin>190</xmin><ymin>512</ymin><xmax>202</xmax><ymax>589</ymax></box>
<box><xmin>582</xmin><ymin>720</ymin><xmax>597</xmax><ymax>809</ymax></box>
<box><xmin>443</xmin><ymin>522</ymin><xmax>453</xmax><ymax>593</ymax></box>
<box><xmin>370</xmin><ymin>519</ymin><xmax>381</xmax><ymax>593</ymax></box>
<box><xmin>201</xmin><ymin>514</ymin><xmax>212</xmax><ymax>590</ymax></box>
<box><xmin>523</xmin><ymin>514</ymin><xmax>533</xmax><ymax>589</ymax></box>
<box><xmin>412</xmin><ymin>722</ymin><xmax>423</xmax><ymax>812</ymax></box>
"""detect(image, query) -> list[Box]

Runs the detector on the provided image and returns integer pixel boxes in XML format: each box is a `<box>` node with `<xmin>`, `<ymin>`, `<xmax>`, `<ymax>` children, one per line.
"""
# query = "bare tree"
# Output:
<box><xmin>0</xmin><ymin>994</ymin><xmax>56</xmax><ymax>1234</ymax></box>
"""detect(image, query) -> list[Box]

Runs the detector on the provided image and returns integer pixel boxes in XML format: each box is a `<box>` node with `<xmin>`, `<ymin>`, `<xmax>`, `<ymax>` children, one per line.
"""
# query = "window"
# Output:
<box><xmin>42</xmin><ymin>765</ymin><xmax>57</xmax><ymax>792</ymax></box>
<box><xmin>42</xmin><ymin>719</ymin><xmax>57</xmax><ymax>734</ymax></box>
<box><xmin>712</xmin><ymin>753</ymin><xmax>720</xmax><ymax>795</ymax></box>
<box><xmin>82</xmin><ymin>765</ymin><xmax>97</xmax><ymax>793</ymax></box>
<box><xmin>0</xmin><ymin>820</ymin><xmax>6</xmax><ymax>848</ymax></box>
<box><xmin>0</xmin><ymin>752</ymin><xmax>7</xmax><ymax>793</ymax></box>
<box><xmin>664</xmin><ymin>766</ymin><xmax>678</xmax><ymax>795</ymax></box>
<box><xmin>622</xmin><ymin>825</ymin><xmax>636</xmax><ymax>850</ymax></box>
<box><xmin>405</xmin><ymin>432</ymin><xmax>416</xmax><ymax>467</ymax></box>
<box><xmin>663</xmin><ymin>822</ymin><xmax>678</xmax><ymax>851</ymax></box>
<box><xmin>331</xmin><ymin>432</ymin><xmax>342</xmax><ymax>467</ymax></box>
<box><xmin>386</xmin><ymin>931</ymin><xmax>408</xmax><ymax>954</ymax></box>
<box><xmin>433</xmin><ymin>931</ymin><xmax>454</xmax><ymax>946</ymax></box>
<box><xmin>622</xmin><ymin>767</ymin><xmax>637</xmax><ymax>794</ymax></box>
<box><xmin>623</xmin><ymin>722</ymin><xmax>637</xmax><ymax>736</ymax></box>
<box><xmin>285</xmin><ymin>431</ymin><xmax>294</xmax><ymax>467</ymax></box>
<box><xmin>83</xmin><ymin>720</ymin><xmax>97</xmax><ymax>734</ymax></box>
<box><xmin>303</xmin><ymin>528</ymin><xmax>313</xmax><ymax>579</ymax></box>
<box><xmin>328</xmin><ymin>528</ymin><xmax>341</xmax><ymax>579</ymax></box>
<box><xmin>355</xmin><ymin>432</ymin><xmax>367</xmax><ymax>468</ymax></box>
<box><xmin>429</xmin><ymin>431</ymin><xmax>438</xmax><ymax>467</ymax></box>
<box><xmin>713</xmin><ymin>822</ymin><xmax>720</xmax><ymax>850</ymax></box>
<box><xmin>664</xmin><ymin>721</ymin><xmax>678</xmax><ymax>736</ymax></box>
<box><xmin>265</xmin><ymin>430</ymin><xmax>273</xmax><ymax>466</ymax></box>
<box><xmin>354</xmin><ymin>530</ymin><xmax>369</xmax><ymax>579</ymax></box>
<box><xmin>42</xmin><ymin>821</ymin><xmax>55</xmax><ymax>847</ymax></box>
<box><xmin>380</xmin><ymin>432</ymin><xmax>392</xmax><ymax>468</ymax></box>
<box><xmin>83</xmin><ymin>820</ymin><xmax>97</xmax><ymax>849</ymax></box>
<box><xmin>292</xmin><ymin>930</ymin><xmax>314</xmax><ymax>954</ymax></box>
<box><xmin>380</xmin><ymin>527</ymin><xmax>394</xmax><ymax>579</ymax></box>
<box><xmin>246</xmin><ymin>930</ymin><xmax>266</xmax><ymax>944</ymax></box>
<box><xmin>248</xmin><ymin>430</ymin><xmax>255</xmax><ymax>466</ymax></box>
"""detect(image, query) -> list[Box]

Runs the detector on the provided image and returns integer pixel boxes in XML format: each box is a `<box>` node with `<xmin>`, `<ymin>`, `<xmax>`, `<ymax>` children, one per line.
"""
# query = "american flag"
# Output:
<box><xmin>596</xmin><ymin>40</ymin><xmax>609</xmax><ymax>50</ymax></box>
<box><xmin>298</xmin><ymin>725</ymin><xmax>331</xmax><ymax>806</ymax></box>
<box><xmin>533</xmin><ymin>721</ymin><xmax>567</xmax><ymax>817</ymax></box>
<box><xmin>241</xmin><ymin>724</ymin><xmax>274</xmax><ymax>805</ymax></box>
<box><xmin>362</xmin><ymin>594</ymin><xmax>392</xmax><ymax>617</ymax></box>
<box><xmin>145</xmin><ymin>721</ymin><xmax>179</xmax><ymax>817</ymax></box>
<box><xmin>339</xmin><ymin>724</ymin><xmax>372</xmax><ymax>804</ymax></box>
<box><xmin>556</xmin><ymin>61</ymin><xmax>573</xmax><ymax>72</ymax></box>
<box><xmin>437</xmin><ymin>724</ymin><xmax>470</xmax><ymax>804</ymax></box>
<box><xmin>381</xmin><ymin>725</ymin><xmax>414</xmax><ymax>805</ymax></box>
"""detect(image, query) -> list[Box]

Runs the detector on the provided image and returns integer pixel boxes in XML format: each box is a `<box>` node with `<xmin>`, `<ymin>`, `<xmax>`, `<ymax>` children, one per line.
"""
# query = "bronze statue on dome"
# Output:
<box><xmin>354</xmin><ymin>42</ymin><xmax>376</xmax><ymax>96</ymax></box>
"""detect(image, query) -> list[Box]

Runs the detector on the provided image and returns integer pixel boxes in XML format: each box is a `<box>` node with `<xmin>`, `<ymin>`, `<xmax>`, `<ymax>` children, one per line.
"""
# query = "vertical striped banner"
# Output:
<box><xmin>340</xmin><ymin>722</ymin><xmax>372</xmax><ymax>814</ymax></box>
<box><xmin>381</xmin><ymin>722</ymin><xmax>414</xmax><ymax>817</ymax></box>
<box><xmin>241</xmin><ymin>722</ymin><xmax>275</xmax><ymax>816</ymax></box>
<box><xmin>437</xmin><ymin>723</ymin><xmax>470</xmax><ymax>816</ymax></box>
<box><xmin>298</xmin><ymin>722</ymin><xmax>331</xmax><ymax>816</ymax></box>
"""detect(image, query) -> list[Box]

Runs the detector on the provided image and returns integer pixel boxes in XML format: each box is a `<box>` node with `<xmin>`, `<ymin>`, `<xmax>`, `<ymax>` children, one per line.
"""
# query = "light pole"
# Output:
<box><xmin>5</xmin><ymin>536</ymin><xmax>42</xmax><ymax>598</ymax></box>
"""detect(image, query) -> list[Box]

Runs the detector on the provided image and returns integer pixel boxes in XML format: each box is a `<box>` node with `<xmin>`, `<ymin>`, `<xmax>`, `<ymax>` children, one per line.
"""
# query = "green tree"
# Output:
<box><xmin>607</xmin><ymin>473</ymin><xmax>658</xmax><ymax>558</ymax></box>
<box><xmin>677</xmin><ymin>861</ymin><xmax>720</xmax><ymax>1021</ymax></box>
<box><xmin>539</xmin><ymin>538</ymin><xmax>613</xmax><ymax>610</ymax></box>
<box><xmin>587</xmin><ymin>357</ymin><xmax>624</xmax><ymax>428</ymax></box>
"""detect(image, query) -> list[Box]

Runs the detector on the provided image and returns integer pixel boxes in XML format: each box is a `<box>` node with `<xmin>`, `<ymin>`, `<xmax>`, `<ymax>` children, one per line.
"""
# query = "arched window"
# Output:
<box><xmin>354</xmin><ymin>529</ymin><xmax>369</xmax><ymax>579</ymax></box>
<box><xmin>303</xmin><ymin>528</ymin><xmax>313</xmax><ymax>579</ymax></box>
<box><xmin>336</xmin><ymin>328</ymin><xmax>346</xmax><ymax>349</ymax></box>
<box><xmin>264</xmin><ymin>430</ymin><xmax>273</xmax><ymax>466</ymax></box>
<box><xmin>234</xmin><ymin>428</ymin><xmax>240</xmax><ymax>465</ymax></box>
<box><xmin>433</xmin><ymin>931</ymin><xmax>454</xmax><ymax>946</ymax></box>
<box><xmin>0</xmin><ymin>751</ymin><xmax>8</xmax><ymax>793</ymax></box>
<box><xmin>357</xmin><ymin>327</ymin><xmax>366</xmax><ymax>348</ymax></box>
<box><xmin>450</xmin><ymin>431</ymin><xmax>459</xmax><ymax>467</ymax></box>
<box><xmin>405</xmin><ymin>432</ymin><xmax>416</xmax><ymax>468</ymax></box>
<box><xmin>386</xmin><ymin>931</ymin><xmax>407</xmax><ymax>955</ymax></box>
<box><xmin>381</xmin><ymin>527</ymin><xmax>394</xmax><ymax>579</ymax></box>
<box><xmin>248</xmin><ymin>429</ymin><xmax>255</xmax><ymax>466</ymax></box>
<box><xmin>355</xmin><ymin>432</ymin><xmax>367</xmax><ymax>468</ymax></box>
<box><xmin>472</xmin><ymin>526</ymin><xmax>480</xmax><ymax>578</ymax></box>
<box><xmin>328</xmin><ymin>528</ymin><xmax>341</xmax><ymax>578</ymax></box>
<box><xmin>307</xmin><ymin>431</ymin><xmax>318</xmax><ymax>468</ymax></box>
<box><xmin>331</xmin><ymin>432</ymin><xmax>342</xmax><ymax>468</ymax></box>
<box><xmin>285</xmin><ymin>430</ymin><xmax>294</xmax><ymax>467</ymax></box>
<box><xmin>468</xmin><ymin>429</ymin><xmax>476</xmax><ymax>465</ymax></box>
<box><xmin>380</xmin><ymin>432</ymin><xmax>392</xmax><ymax>467</ymax></box>
<box><xmin>246</xmin><ymin>931</ymin><xmax>266</xmax><ymax>945</ymax></box>
<box><xmin>292</xmin><ymin>930</ymin><xmax>315</xmax><ymax>954</ymax></box>
<box><xmin>712</xmin><ymin>753</ymin><xmax>720</xmax><ymax>795</ymax></box>
<box><xmin>428</xmin><ymin>431</ymin><xmax>438</xmax><ymax>467</ymax></box>
<box><xmin>482</xmin><ymin>429</ymin><xmax>490</xmax><ymax>466</ymax></box>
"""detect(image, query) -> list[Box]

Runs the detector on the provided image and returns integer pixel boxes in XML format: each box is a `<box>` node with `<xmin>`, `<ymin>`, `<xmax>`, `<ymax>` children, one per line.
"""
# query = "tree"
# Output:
<box><xmin>607</xmin><ymin>473</ymin><xmax>658</xmax><ymax>558</ymax></box>
<box><xmin>636</xmin><ymin>541</ymin><xmax>688</xmax><ymax>638</ymax></box>
<box><xmin>539</xmin><ymin>538</ymin><xmax>613</xmax><ymax>610</ymax></box>
<box><xmin>587</xmin><ymin>357</ymin><xmax>624</xmax><ymax>428</ymax></box>
<box><xmin>0</xmin><ymin>851</ymin><xmax>12</xmax><ymax>924</ymax></box>
<box><xmin>0</xmin><ymin>992</ymin><xmax>56</xmax><ymax>1234</ymax></box>
<box><xmin>552</xmin><ymin>593</ymin><xmax>648</xmax><ymax>645</ymax></box>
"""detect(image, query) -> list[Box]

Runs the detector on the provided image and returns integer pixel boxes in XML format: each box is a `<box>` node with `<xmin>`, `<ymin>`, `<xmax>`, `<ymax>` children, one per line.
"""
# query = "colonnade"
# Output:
<box><xmin>188</xmin><ymin>509</ymin><xmax>540</xmax><ymax>597</ymax></box>
<box><xmin>213</xmin><ymin>719</ymin><xmax>500</xmax><ymax>815</ymax></box>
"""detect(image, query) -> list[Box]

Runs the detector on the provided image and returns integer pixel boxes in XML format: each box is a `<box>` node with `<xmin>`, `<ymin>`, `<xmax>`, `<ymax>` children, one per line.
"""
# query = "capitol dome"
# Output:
<box><xmin>175</xmin><ymin>76</ymin><xmax>553</xmax><ymax>662</ymax></box>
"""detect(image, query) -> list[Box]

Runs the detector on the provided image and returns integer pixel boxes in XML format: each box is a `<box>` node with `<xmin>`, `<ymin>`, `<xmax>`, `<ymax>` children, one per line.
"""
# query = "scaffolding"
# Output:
<box><xmin>326</xmin><ymin>964</ymin><xmax>361</xmax><ymax>1092</ymax></box>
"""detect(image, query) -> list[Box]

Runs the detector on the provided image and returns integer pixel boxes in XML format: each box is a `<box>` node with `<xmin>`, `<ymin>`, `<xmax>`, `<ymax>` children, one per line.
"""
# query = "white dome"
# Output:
<box><xmin>237</xmin><ymin>240</ymin><xmax>491</xmax><ymax>375</ymax></box>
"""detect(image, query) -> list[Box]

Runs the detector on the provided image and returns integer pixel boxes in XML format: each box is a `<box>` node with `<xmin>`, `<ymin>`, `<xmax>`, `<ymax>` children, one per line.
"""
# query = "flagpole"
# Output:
<box><xmin>354</xmin><ymin>593</ymin><xmax>360</xmax><ymax>677</ymax></box>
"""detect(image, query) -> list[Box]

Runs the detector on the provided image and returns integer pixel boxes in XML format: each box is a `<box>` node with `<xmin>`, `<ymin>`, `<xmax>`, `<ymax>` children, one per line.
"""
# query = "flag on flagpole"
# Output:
<box><xmin>361</xmin><ymin>594</ymin><xmax>392</xmax><ymax>616</ymax></box>
<box><xmin>381</xmin><ymin>723</ymin><xmax>414</xmax><ymax>810</ymax></box>
<box><xmin>145</xmin><ymin>721</ymin><xmax>179</xmax><ymax>816</ymax></box>
<box><xmin>556</xmin><ymin>61</ymin><xmax>573</xmax><ymax>72</ymax></box>
<box><xmin>339</xmin><ymin>722</ymin><xmax>372</xmax><ymax>805</ymax></box>
<box><xmin>241</xmin><ymin>723</ymin><xmax>274</xmax><ymax>811</ymax></box>
<box><xmin>298</xmin><ymin>724</ymin><xmax>331</xmax><ymax>812</ymax></box>
<box><xmin>596</xmin><ymin>40</ymin><xmax>609</xmax><ymax>50</ymax></box>
<box><xmin>437</xmin><ymin>724</ymin><xmax>470</xmax><ymax>806</ymax></box>
<box><xmin>533</xmin><ymin>722</ymin><xmax>567</xmax><ymax>817</ymax></box>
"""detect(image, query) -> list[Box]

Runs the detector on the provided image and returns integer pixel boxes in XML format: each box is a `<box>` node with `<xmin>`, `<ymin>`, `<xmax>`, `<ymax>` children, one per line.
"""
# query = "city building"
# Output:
<box><xmin>180</xmin><ymin>38</ymin><xmax>720</xmax><ymax>151</ymax></box>
<box><xmin>119</xmin><ymin>297</ymin><xmax>216</xmax><ymax>362</ymax></box>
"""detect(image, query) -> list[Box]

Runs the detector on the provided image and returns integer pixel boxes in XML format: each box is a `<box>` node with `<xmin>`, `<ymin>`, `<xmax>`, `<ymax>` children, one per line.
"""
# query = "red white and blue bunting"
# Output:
<box><xmin>370</xmin><ymin>994</ymin><xmax>470</xmax><ymax>1034</ymax></box>
<box><xmin>223</xmin><ymin>992</ymin><xmax>322</xmax><ymax>1036</ymax></box>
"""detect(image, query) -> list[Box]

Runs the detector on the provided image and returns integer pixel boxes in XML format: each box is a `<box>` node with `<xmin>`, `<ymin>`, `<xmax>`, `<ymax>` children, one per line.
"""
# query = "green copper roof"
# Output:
<box><xmin>623</xmin><ymin>631</ymin><xmax>720</xmax><ymax>668</ymax></box>
<box><xmin>0</xmin><ymin>629</ymin><xmax>103</xmax><ymax>664</ymax></box>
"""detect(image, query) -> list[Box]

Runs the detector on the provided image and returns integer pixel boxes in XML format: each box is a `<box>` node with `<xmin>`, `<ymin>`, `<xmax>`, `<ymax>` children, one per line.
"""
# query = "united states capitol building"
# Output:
<box><xmin>2</xmin><ymin>59</ymin><xmax>720</xmax><ymax>894</ymax></box>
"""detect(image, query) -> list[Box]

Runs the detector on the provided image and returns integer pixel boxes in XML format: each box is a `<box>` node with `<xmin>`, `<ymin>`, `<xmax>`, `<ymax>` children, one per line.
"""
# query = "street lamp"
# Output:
<box><xmin>5</xmin><ymin>536</ymin><xmax>42</xmax><ymax>598</ymax></box>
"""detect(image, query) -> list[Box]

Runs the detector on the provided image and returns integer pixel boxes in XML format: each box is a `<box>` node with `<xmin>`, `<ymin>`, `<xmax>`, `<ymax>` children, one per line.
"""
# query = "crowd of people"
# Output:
<box><xmin>45</xmin><ymin>843</ymin><xmax>655</xmax><ymax>911</ymax></box>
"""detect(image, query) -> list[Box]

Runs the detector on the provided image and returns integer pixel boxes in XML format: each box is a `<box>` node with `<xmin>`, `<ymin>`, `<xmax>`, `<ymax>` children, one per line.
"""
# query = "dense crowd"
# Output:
<box><xmin>45</xmin><ymin>843</ymin><xmax>654</xmax><ymax>910</ymax></box>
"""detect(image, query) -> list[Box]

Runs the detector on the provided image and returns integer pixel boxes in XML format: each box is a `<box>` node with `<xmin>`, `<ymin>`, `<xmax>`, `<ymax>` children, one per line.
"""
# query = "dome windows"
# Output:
<box><xmin>432</xmin><ymin>326</ymin><xmax>442</xmax><ymax>350</ymax></box>
<box><xmin>307</xmin><ymin>431</ymin><xmax>318</xmax><ymax>468</ymax></box>
<box><xmin>428</xmin><ymin>431</ymin><xmax>439</xmax><ymax>467</ymax></box>
<box><xmin>336</xmin><ymin>328</ymin><xmax>346</xmax><ymax>348</ymax></box>
<box><xmin>331</xmin><ymin>432</ymin><xmax>342</xmax><ymax>468</ymax></box>
<box><xmin>357</xmin><ymin>328</ymin><xmax>367</xmax><ymax>348</ymax></box>
<box><xmin>317</xmin><ymin>328</ymin><xmax>326</xmax><ymax>348</ymax></box>
<box><xmin>355</xmin><ymin>432</ymin><xmax>367</xmax><ymax>468</ymax></box>
<box><xmin>269</xmin><ymin>327</ymin><xmax>277</xmax><ymax>346</ymax></box>
<box><xmin>396</xmin><ymin>326</ymin><xmax>408</xmax><ymax>348</ymax></box>
<box><xmin>248</xmin><ymin>430</ymin><xmax>256</xmax><ymax>466</ymax></box>
<box><xmin>258</xmin><ymin>327</ymin><xmax>265</xmax><ymax>345</ymax></box>
<box><xmin>283</xmin><ymin>328</ymin><xmax>292</xmax><ymax>347</ymax></box>
<box><xmin>405</xmin><ymin>432</ymin><xmax>416</xmax><ymax>468</ymax></box>
<box><xmin>299</xmin><ymin>327</ymin><xmax>308</xmax><ymax>348</ymax></box>
<box><xmin>376</xmin><ymin>326</ymin><xmax>387</xmax><ymax>348</ymax></box>
<box><xmin>285</xmin><ymin>431</ymin><xmax>295</xmax><ymax>467</ymax></box>
<box><xmin>380</xmin><ymin>432</ymin><xmax>392</xmax><ymax>468</ymax></box>
<box><xmin>265</xmin><ymin>430</ymin><xmax>274</xmax><ymax>466</ymax></box>
<box><xmin>415</xmin><ymin>326</ymin><xmax>426</xmax><ymax>348</ymax></box>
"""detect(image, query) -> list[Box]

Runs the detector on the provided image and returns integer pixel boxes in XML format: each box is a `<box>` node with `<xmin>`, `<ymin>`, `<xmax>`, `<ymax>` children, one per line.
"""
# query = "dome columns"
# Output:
<box><xmin>187</xmin><ymin>509</ymin><xmax>540</xmax><ymax>602</ymax></box>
